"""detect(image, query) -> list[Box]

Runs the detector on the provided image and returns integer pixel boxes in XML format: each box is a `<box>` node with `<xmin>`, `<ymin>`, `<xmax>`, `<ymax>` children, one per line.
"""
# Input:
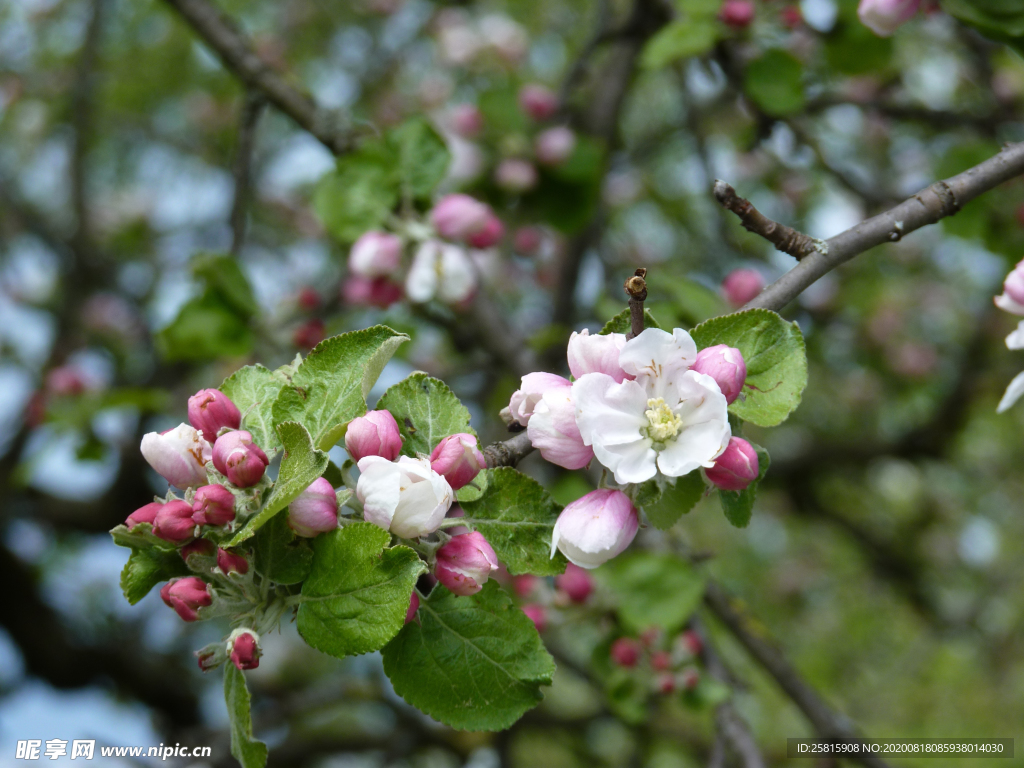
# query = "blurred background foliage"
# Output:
<box><xmin>1</xmin><ymin>0</ymin><xmax>1024</xmax><ymax>765</ymax></box>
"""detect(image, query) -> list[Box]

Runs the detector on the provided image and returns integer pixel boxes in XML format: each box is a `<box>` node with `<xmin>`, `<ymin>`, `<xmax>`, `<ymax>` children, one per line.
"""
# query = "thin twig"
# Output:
<box><xmin>745</xmin><ymin>141</ymin><xmax>1024</xmax><ymax>311</ymax></box>
<box><xmin>482</xmin><ymin>432</ymin><xmax>534</xmax><ymax>469</ymax></box>
<box><xmin>703</xmin><ymin>580</ymin><xmax>892</xmax><ymax>768</ymax></box>
<box><xmin>229</xmin><ymin>92</ymin><xmax>266</xmax><ymax>255</ymax></box>
<box><xmin>624</xmin><ymin>268</ymin><xmax>648</xmax><ymax>340</ymax></box>
<box><xmin>713</xmin><ymin>180</ymin><xmax>825</xmax><ymax>261</ymax></box>
<box><xmin>160</xmin><ymin>0</ymin><xmax>357</xmax><ymax>155</ymax></box>
<box><xmin>70</xmin><ymin>0</ymin><xmax>106</xmax><ymax>262</ymax></box>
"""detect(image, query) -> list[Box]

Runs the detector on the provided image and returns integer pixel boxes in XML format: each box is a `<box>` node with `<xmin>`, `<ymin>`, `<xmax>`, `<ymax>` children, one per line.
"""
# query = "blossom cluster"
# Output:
<box><xmin>125</xmin><ymin>387</ymin><xmax>507</xmax><ymax>671</ymax></box>
<box><xmin>994</xmin><ymin>260</ymin><xmax>1024</xmax><ymax>412</ymax></box>
<box><xmin>509</xmin><ymin>326</ymin><xmax>759</xmax><ymax>569</ymax></box>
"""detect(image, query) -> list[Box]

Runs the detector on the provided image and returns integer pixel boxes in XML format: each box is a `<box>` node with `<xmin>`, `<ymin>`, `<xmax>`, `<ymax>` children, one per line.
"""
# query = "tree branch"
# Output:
<box><xmin>483</xmin><ymin>431</ymin><xmax>534</xmax><ymax>469</ymax></box>
<box><xmin>159</xmin><ymin>0</ymin><xmax>357</xmax><ymax>156</ymax></box>
<box><xmin>624</xmin><ymin>268</ymin><xmax>648</xmax><ymax>340</ymax></box>
<box><xmin>743</xmin><ymin>141</ymin><xmax>1024</xmax><ymax>311</ymax></box>
<box><xmin>713</xmin><ymin>181</ymin><xmax>825</xmax><ymax>261</ymax></box>
<box><xmin>703</xmin><ymin>580</ymin><xmax>892</xmax><ymax>768</ymax></box>
<box><xmin>229</xmin><ymin>92</ymin><xmax>265</xmax><ymax>255</ymax></box>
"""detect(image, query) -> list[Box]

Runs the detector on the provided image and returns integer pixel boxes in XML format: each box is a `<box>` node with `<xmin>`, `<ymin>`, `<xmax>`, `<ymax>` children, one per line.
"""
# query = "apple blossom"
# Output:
<box><xmin>651</xmin><ymin>650</ymin><xmax>672</xmax><ymax>672</ymax></box>
<box><xmin>555</xmin><ymin>563</ymin><xmax>594</xmax><ymax>603</ymax></box>
<box><xmin>348</xmin><ymin>231</ymin><xmax>403</xmax><ymax>279</ymax></box>
<box><xmin>722</xmin><ymin>268</ymin><xmax>764</xmax><ymax>307</ymax></box>
<box><xmin>526</xmin><ymin>386</ymin><xmax>594</xmax><ymax>470</ymax></box>
<box><xmin>611</xmin><ymin>637</ymin><xmax>640</xmax><ymax>667</ymax></box>
<box><xmin>405</xmin><ymin>591</ymin><xmax>420</xmax><ymax>624</ymax></box>
<box><xmin>573</xmin><ymin>328</ymin><xmax>731</xmax><ymax>484</ymax></box>
<box><xmin>494</xmin><ymin>158</ymin><xmax>538</xmax><ymax>193</ymax></box>
<box><xmin>125</xmin><ymin>501</ymin><xmax>163</xmax><ymax>529</ymax></box>
<box><xmin>522</xmin><ymin>604</ymin><xmax>547</xmax><ymax>632</ymax></box>
<box><xmin>227</xmin><ymin>628</ymin><xmax>260</xmax><ymax>670</ymax></box>
<box><xmin>566</xmin><ymin>329</ymin><xmax>630</xmax><ymax>382</ymax></box>
<box><xmin>995</xmin><ymin>260</ymin><xmax>1024</xmax><ymax>315</ymax></box>
<box><xmin>705</xmin><ymin>437</ymin><xmax>759</xmax><ymax>491</ymax></box>
<box><xmin>191</xmin><ymin>484</ymin><xmax>235</xmax><ymax>526</ymax></box>
<box><xmin>345</xmin><ymin>410</ymin><xmax>403</xmax><ymax>461</ymax></box>
<box><xmin>434</xmin><ymin>531</ymin><xmax>499</xmax><ymax>595</ymax></box>
<box><xmin>356</xmin><ymin>456</ymin><xmax>454</xmax><ymax>538</ymax></box>
<box><xmin>140</xmin><ymin>423</ymin><xmax>210</xmax><ymax>489</ymax></box>
<box><xmin>212</xmin><ymin>430</ymin><xmax>269</xmax><ymax>488</ymax></box>
<box><xmin>857</xmin><ymin>0</ymin><xmax>920</xmax><ymax>36</ymax></box>
<box><xmin>534</xmin><ymin>126</ymin><xmax>576</xmax><ymax>165</ymax></box>
<box><xmin>691</xmin><ymin>344</ymin><xmax>746</xmax><ymax>404</ymax></box>
<box><xmin>429</xmin><ymin>433</ymin><xmax>486</xmax><ymax>490</ymax></box>
<box><xmin>466</xmin><ymin>215</ymin><xmax>504</xmax><ymax>249</ymax></box>
<box><xmin>342</xmin><ymin>276</ymin><xmax>403</xmax><ymax>308</ymax></box>
<box><xmin>450</xmin><ymin>104</ymin><xmax>484</xmax><ymax>138</ymax></box>
<box><xmin>550</xmin><ymin>489</ymin><xmax>639</xmax><ymax>569</ymax></box>
<box><xmin>287</xmin><ymin>477</ymin><xmax>339</xmax><ymax>537</ymax></box>
<box><xmin>509</xmin><ymin>372</ymin><xmax>571</xmax><ymax>426</ymax></box>
<box><xmin>405</xmin><ymin>240</ymin><xmax>477</xmax><ymax>305</ymax></box>
<box><xmin>518</xmin><ymin>83</ymin><xmax>558</xmax><ymax>121</ymax></box>
<box><xmin>160</xmin><ymin>577</ymin><xmax>211</xmax><ymax>622</ymax></box>
<box><xmin>719</xmin><ymin>0</ymin><xmax>755</xmax><ymax>28</ymax></box>
<box><xmin>187</xmin><ymin>389</ymin><xmax>241</xmax><ymax>441</ymax></box>
<box><xmin>430</xmin><ymin>194</ymin><xmax>491</xmax><ymax>241</ymax></box>
<box><xmin>217</xmin><ymin>548</ymin><xmax>249</xmax><ymax>575</ymax></box>
<box><xmin>152</xmin><ymin>500</ymin><xmax>197</xmax><ymax>543</ymax></box>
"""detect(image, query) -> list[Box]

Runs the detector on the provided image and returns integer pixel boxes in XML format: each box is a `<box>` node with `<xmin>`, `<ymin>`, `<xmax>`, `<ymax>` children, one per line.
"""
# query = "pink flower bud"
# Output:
<box><xmin>679</xmin><ymin>630</ymin><xmax>702</xmax><ymax>657</ymax></box>
<box><xmin>180</xmin><ymin>538</ymin><xmax>216</xmax><ymax>561</ymax></box>
<box><xmin>429</xmin><ymin>433</ymin><xmax>485</xmax><ymax>490</ymax></box>
<box><xmin>342</xmin><ymin>276</ymin><xmax>403</xmax><ymax>308</ymax></box>
<box><xmin>430</xmin><ymin>193</ymin><xmax>492</xmax><ymax>241</ymax></box>
<box><xmin>140</xmin><ymin>423</ymin><xmax>210</xmax><ymax>489</ymax></box>
<box><xmin>509</xmin><ymin>372</ymin><xmax>571</xmax><ymax>426</ymax></box>
<box><xmin>705</xmin><ymin>437</ymin><xmax>759</xmax><ymax>491</ymax></box>
<box><xmin>46</xmin><ymin>366</ymin><xmax>87</xmax><ymax>396</ymax></box>
<box><xmin>345</xmin><ymin>410</ymin><xmax>403</xmax><ymax>461</ymax></box>
<box><xmin>349</xmin><ymin>231</ymin><xmax>403</xmax><ymax>279</ymax></box>
<box><xmin>228</xmin><ymin>629</ymin><xmax>260</xmax><ymax>671</ymax></box>
<box><xmin>527</xmin><ymin>386</ymin><xmax>594</xmax><ymax>470</ymax></box>
<box><xmin>287</xmin><ymin>477</ymin><xmax>339</xmax><ymax>537</ymax></box>
<box><xmin>125</xmin><ymin>501</ymin><xmax>163</xmax><ymax>529</ymax></box>
<box><xmin>522</xmin><ymin>603</ymin><xmax>547</xmax><ymax>632</ymax></box>
<box><xmin>297</xmin><ymin>286</ymin><xmax>321</xmax><ymax>310</ymax></box>
<box><xmin>651</xmin><ymin>650</ymin><xmax>672</xmax><ymax>671</ymax></box>
<box><xmin>466</xmin><ymin>214</ymin><xmax>504</xmax><ymax>249</ymax></box>
<box><xmin>554</xmin><ymin>563</ymin><xmax>594</xmax><ymax>604</ymax></box>
<box><xmin>657</xmin><ymin>673</ymin><xmax>676</xmax><ymax>694</ymax></box>
<box><xmin>995</xmin><ymin>260</ymin><xmax>1024</xmax><ymax>315</ymax></box>
<box><xmin>160</xmin><ymin>577</ymin><xmax>211</xmax><ymax>622</ymax></box>
<box><xmin>513</xmin><ymin>574</ymin><xmax>538</xmax><ymax>598</ymax></box>
<box><xmin>691</xmin><ymin>345</ymin><xmax>746</xmax><ymax>404</ymax></box>
<box><xmin>719</xmin><ymin>0</ymin><xmax>755</xmax><ymax>28</ymax></box>
<box><xmin>518</xmin><ymin>83</ymin><xmax>558</xmax><ymax>121</ymax></box>
<box><xmin>721</xmin><ymin>268</ymin><xmax>764</xmax><ymax>308</ymax></box>
<box><xmin>405</xmin><ymin>591</ymin><xmax>420</xmax><ymax>624</ymax></box>
<box><xmin>450</xmin><ymin>104</ymin><xmax>484</xmax><ymax>138</ymax></box>
<box><xmin>567</xmin><ymin>329</ymin><xmax>630</xmax><ymax>382</ymax></box>
<box><xmin>681</xmin><ymin>667</ymin><xmax>700</xmax><ymax>690</ymax></box>
<box><xmin>494</xmin><ymin>158</ymin><xmax>538</xmax><ymax>193</ymax></box>
<box><xmin>217</xmin><ymin>548</ymin><xmax>249</xmax><ymax>575</ymax></box>
<box><xmin>857</xmin><ymin>0</ymin><xmax>920</xmax><ymax>36</ymax></box>
<box><xmin>152</xmin><ymin>500</ymin><xmax>197</xmax><ymax>543</ymax></box>
<box><xmin>780</xmin><ymin>4</ymin><xmax>802</xmax><ymax>27</ymax></box>
<box><xmin>551</xmin><ymin>489</ymin><xmax>638</xmax><ymax>569</ymax></box>
<box><xmin>513</xmin><ymin>226</ymin><xmax>543</xmax><ymax>255</ymax></box>
<box><xmin>434</xmin><ymin>531</ymin><xmax>499</xmax><ymax>596</ymax></box>
<box><xmin>639</xmin><ymin>627</ymin><xmax>661</xmax><ymax>648</ymax></box>
<box><xmin>191</xmin><ymin>484</ymin><xmax>236</xmax><ymax>526</ymax></box>
<box><xmin>534</xmin><ymin>126</ymin><xmax>576</xmax><ymax>165</ymax></box>
<box><xmin>187</xmin><ymin>389</ymin><xmax>241</xmax><ymax>441</ymax></box>
<box><xmin>611</xmin><ymin>637</ymin><xmax>640</xmax><ymax>668</ymax></box>
<box><xmin>212</xmin><ymin>431</ymin><xmax>269</xmax><ymax>488</ymax></box>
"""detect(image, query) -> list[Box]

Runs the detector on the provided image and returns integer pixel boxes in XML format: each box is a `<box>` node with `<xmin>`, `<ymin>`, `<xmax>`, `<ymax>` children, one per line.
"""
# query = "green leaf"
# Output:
<box><xmin>119</xmin><ymin>547</ymin><xmax>190</xmax><ymax>605</ymax></box>
<box><xmin>158</xmin><ymin>291</ymin><xmax>254</xmax><ymax>362</ymax></box>
<box><xmin>224</xmin><ymin>664</ymin><xmax>268</xmax><ymax>768</ymax></box>
<box><xmin>220</xmin><ymin>364</ymin><xmax>289</xmax><ymax>454</ymax></box>
<box><xmin>743</xmin><ymin>50</ymin><xmax>805</xmax><ymax>117</ymax></box>
<box><xmin>296</xmin><ymin>523</ymin><xmax>426</xmax><ymax>658</ymax></box>
<box><xmin>391</xmin><ymin>118</ymin><xmax>451</xmax><ymax>199</ymax></box>
<box><xmin>458</xmin><ymin>468</ymin><xmax>566</xmax><ymax>576</ymax></box>
<box><xmin>599</xmin><ymin>308</ymin><xmax>662</xmax><ymax>336</ymax></box>
<box><xmin>376</xmin><ymin>372</ymin><xmax>474</xmax><ymax>457</ymax></box>
<box><xmin>192</xmin><ymin>253</ymin><xmax>257</xmax><ymax>318</ymax></box>
<box><xmin>252</xmin><ymin>512</ymin><xmax>313</xmax><ymax>585</ymax></box>
<box><xmin>382</xmin><ymin>582</ymin><xmax>555</xmax><ymax>731</ymax></box>
<box><xmin>225</xmin><ymin>422</ymin><xmax>329</xmax><ymax>547</ymax></box>
<box><xmin>642</xmin><ymin>20</ymin><xmax>718</xmax><ymax>69</ymax></box>
<box><xmin>110</xmin><ymin>522</ymin><xmax>176</xmax><ymax>551</ymax></box>
<box><xmin>643</xmin><ymin>471</ymin><xmax>707</xmax><ymax>530</ymax></box>
<box><xmin>941</xmin><ymin>0</ymin><xmax>1024</xmax><ymax>41</ymax></box>
<box><xmin>314</xmin><ymin>137</ymin><xmax>398</xmax><ymax>243</ymax></box>
<box><xmin>718</xmin><ymin>443</ymin><xmax>769</xmax><ymax>528</ymax></box>
<box><xmin>691</xmin><ymin>308</ymin><xmax>807</xmax><ymax>427</ymax></box>
<box><xmin>272</xmin><ymin>326</ymin><xmax>409</xmax><ymax>451</ymax></box>
<box><xmin>598</xmin><ymin>553</ymin><xmax>705</xmax><ymax>633</ymax></box>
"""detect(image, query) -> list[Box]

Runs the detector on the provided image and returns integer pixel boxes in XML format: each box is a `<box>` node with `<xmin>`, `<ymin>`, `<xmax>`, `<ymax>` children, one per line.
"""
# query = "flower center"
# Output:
<box><xmin>644</xmin><ymin>397</ymin><xmax>682</xmax><ymax>443</ymax></box>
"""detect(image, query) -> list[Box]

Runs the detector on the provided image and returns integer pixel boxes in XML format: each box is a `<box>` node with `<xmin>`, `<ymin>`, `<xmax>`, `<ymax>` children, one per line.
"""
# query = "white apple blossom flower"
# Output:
<box><xmin>405</xmin><ymin>240</ymin><xmax>477</xmax><ymax>305</ymax></box>
<box><xmin>356</xmin><ymin>456</ymin><xmax>454</xmax><ymax>538</ymax></box>
<box><xmin>140</xmin><ymin>423</ymin><xmax>210</xmax><ymax>488</ymax></box>
<box><xmin>572</xmin><ymin>328</ymin><xmax>731</xmax><ymax>484</ymax></box>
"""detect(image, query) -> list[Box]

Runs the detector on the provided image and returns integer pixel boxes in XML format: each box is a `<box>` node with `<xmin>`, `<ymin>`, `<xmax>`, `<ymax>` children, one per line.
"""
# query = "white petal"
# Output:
<box><xmin>1007</xmin><ymin>321</ymin><xmax>1024</xmax><ymax>350</ymax></box>
<box><xmin>572</xmin><ymin>374</ymin><xmax>648</xmax><ymax>447</ymax></box>
<box><xmin>437</xmin><ymin>244</ymin><xmax>477</xmax><ymax>303</ymax></box>
<box><xmin>618</xmin><ymin>327</ymin><xmax>698</xmax><ymax>393</ymax></box>
<box><xmin>995</xmin><ymin>293</ymin><xmax>1024</xmax><ymax>316</ymax></box>
<box><xmin>405</xmin><ymin>241</ymin><xmax>441</xmax><ymax>303</ymax></box>
<box><xmin>997</xmin><ymin>371</ymin><xmax>1024</xmax><ymax>413</ymax></box>
<box><xmin>356</xmin><ymin>457</ymin><xmax>401</xmax><ymax>531</ymax></box>
<box><xmin>595</xmin><ymin>438</ymin><xmax>658</xmax><ymax>484</ymax></box>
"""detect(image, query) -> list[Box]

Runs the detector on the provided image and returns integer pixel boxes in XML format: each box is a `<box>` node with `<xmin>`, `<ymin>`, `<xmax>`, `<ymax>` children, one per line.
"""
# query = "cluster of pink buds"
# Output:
<box><xmin>611</xmin><ymin>628</ymin><xmax>704</xmax><ymax>696</ymax></box>
<box><xmin>504</xmin><ymin>562</ymin><xmax>596</xmax><ymax>633</ymax></box>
